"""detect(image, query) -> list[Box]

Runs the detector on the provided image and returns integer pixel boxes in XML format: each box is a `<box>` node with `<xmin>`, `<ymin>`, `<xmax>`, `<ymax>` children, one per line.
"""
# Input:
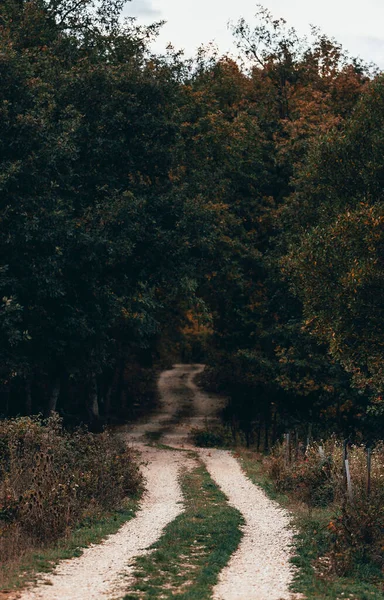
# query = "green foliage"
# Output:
<box><xmin>0</xmin><ymin>0</ymin><xmax>217</xmax><ymax>418</ymax></box>
<box><xmin>283</xmin><ymin>76</ymin><xmax>384</xmax><ymax>407</ymax></box>
<box><xmin>0</xmin><ymin>0</ymin><xmax>382</xmax><ymax>440</ymax></box>
<box><xmin>193</xmin><ymin>7</ymin><xmax>373</xmax><ymax>440</ymax></box>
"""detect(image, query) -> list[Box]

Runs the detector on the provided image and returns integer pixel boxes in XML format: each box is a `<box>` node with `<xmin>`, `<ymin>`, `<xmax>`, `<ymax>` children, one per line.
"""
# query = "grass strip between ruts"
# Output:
<box><xmin>0</xmin><ymin>496</ymin><xmax>140</xmax><ymax>595</ymax></box>
<box><xmin>236</xmin><ymin>449</ymin><xmax>384</xmax><ymax>600</ymax></box>
<box><xmin>124</xmin><ymin>459</ymin><xmax>243</xmax><ymax>600</ymax></box>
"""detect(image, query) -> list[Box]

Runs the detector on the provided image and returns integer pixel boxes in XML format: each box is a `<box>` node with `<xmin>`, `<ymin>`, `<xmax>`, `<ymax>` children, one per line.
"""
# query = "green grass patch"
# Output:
<box><xmin>124</xmin><ymin>461</ymin><xmax>243</xmax><ymax>600</ymax></box>
<box><xmin>0</xmin><ymin>496</ymin><xmax>140</xmax><ymax>593</ymax></box>
<box><xmin>236</xmin><ymin>449</ymin><xmax>384</xmax><ymax>600</ymax></box>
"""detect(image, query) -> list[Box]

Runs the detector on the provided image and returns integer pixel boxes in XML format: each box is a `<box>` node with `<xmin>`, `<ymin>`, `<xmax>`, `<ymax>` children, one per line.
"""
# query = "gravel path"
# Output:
<box><xmin>125</xmin><ymin>364</ymin><xmax>225</xmax><ymax>446</ymax></box>
<box><xmin>20</xmin><ymin>447</ymin><xmax>190</xmax><ymax>600</ymax></box>
<box><xmin>200</xmin><ymin>448</ymin><xmax>297</xmax><ymax>600</ymax></box>
<box><xmin>19</xmin><ymin>365</ymin><xmax>297</xmax><ymax>600</ymax></box>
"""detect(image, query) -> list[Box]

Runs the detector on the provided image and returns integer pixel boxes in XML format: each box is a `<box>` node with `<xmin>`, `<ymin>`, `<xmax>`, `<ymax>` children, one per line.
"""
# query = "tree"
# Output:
<box><xmin>283</xmin><ymin>76</ymin><xmax>384</xmax><ymax>410</ymax></box>
<box><xmin>0</xmin><ymin>0</ymin><xmax>216</xmax><ymax>420</ymax></box>
<box><xmin>195</xmin><ymin>8</ymin><xmax>371</xmax><ymax>438</ymax></box>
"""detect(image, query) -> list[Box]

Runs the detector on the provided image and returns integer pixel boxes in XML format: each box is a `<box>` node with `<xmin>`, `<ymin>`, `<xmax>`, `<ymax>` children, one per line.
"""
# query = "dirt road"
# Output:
<box><xmin>20</xmin><ymin>364</ymin><xmax>297</xmax><ymax>600</ymax></box>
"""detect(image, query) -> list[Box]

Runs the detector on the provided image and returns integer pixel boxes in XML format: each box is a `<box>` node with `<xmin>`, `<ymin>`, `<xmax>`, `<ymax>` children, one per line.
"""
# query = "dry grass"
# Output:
<box><xmin>263</xmin><ymin>438</ymin><xmax>384</xmax><ymax>574</ymax></box>
<box><xmin>0</xmin><ymin>414</ymin><xmax>142</xmax><ymax>568</ymax></box>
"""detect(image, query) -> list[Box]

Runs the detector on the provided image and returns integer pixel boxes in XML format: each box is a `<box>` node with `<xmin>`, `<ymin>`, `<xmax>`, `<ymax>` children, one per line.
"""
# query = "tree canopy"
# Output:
<box><xmin>0</xmin><ymin>1</ymin><xmax>382</xmax><ymax>436</ymax></box>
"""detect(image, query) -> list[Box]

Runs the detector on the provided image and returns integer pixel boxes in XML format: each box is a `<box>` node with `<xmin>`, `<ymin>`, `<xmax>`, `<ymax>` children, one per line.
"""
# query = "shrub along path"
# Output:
<box><xmin>19</xmin><ymin>447</ymin><xmax>190</xmax><ymax>600</ymax></box>
<box><xmin>20</xmin><ymin>365</ymin><xmax>298</xmax><ymax>600</ymax></box>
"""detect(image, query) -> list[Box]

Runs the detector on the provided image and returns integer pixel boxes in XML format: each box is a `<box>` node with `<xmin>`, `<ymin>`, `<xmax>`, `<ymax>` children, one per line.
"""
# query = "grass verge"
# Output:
<box><xmin>236</xmin><ymin>449</ymin><xmax>384</xmax><ymax>600</ymax></box>
<box><xmin>124</xmin><ymin>460</ymin><xmax>243</xmax><ymax>600</ymax></box>
<box><xmin>0</xmin><ymin>496</ymin><xmax>140</xmax><ymax>595</ymax></box>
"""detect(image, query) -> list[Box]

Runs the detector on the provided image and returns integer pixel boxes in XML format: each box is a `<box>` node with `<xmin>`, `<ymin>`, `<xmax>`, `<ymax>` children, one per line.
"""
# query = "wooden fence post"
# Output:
<box><xmin>343</xmin><ymin>440</ymin><xmax>353</xmax><ymax>502</ymax></box>
<box><xmin>345</xmin><ymin>458</ymin><xmax>353</xmax><ymax>502</ymax></box>
<box><xmin>306</xmin><ymin>423</ymin><xmax>312</xmax><ymax>450</ymax></box>
<box><xmin>295</xmin><ymin>429</ymin><xmax>299</xmax><ymax>460</ymax></box>
<box><xmin>285</xmin><ymin>432</ymin><xmax>290</xmax><ymax>466</ymax></box>
<box><xmin>343</xmin><ymin>439</ymin><xmax>348</xmax><ymax>462</ymax></box>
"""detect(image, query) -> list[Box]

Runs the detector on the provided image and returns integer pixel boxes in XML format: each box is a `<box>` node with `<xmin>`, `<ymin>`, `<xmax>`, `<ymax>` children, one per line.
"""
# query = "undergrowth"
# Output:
<box><xmin>263</xmin><ymin>439</ymin><xmax>384</xmax><ymax>574</ymax></box>
<box><xmin>190</xmin><ymin>423</ymin><xmax>244</xmax><ymax>448</ymax></box>
<box><xmin>124</xmin><ymin>460</ymin><xmax>243</xmax><ymax>600</ymax></box>
<box><xmin>0</xmin><ymin>414</ymin><xmax>142</xmax><ymax>573</ymax></box>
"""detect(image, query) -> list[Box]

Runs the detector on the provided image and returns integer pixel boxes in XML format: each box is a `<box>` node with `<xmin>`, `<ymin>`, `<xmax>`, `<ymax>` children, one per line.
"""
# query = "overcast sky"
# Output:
<box><xmin>124</xmin><ymin>0</ymin><xmax>384</xmax><ymax>69</ymax></box>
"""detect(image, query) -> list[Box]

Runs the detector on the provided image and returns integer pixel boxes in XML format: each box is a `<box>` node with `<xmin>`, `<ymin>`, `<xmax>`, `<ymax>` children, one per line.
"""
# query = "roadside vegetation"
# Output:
<box><xmin>0</xmin><ymin>496</ymin><xmax>139</xmax><ymax>593</ymax></box>
<box><xmin>124</xmin><ymin>460</ymin><xmax>243</xmax><ymax>600</ymax></box>
<box><xmin>263</xmin><ymin>439</ymin><xmax>384</xmax><ymax>576</ymax></box>
<box><xmin>0</xmin><ymin>414</ymin><xmax>142</xmax><ymax>590</ymax></box>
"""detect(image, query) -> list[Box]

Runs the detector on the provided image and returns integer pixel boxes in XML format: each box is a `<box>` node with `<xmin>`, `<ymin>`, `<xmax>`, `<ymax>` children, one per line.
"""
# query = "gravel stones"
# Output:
<box><xmin>200</xmin><ymin>448</ymin><xmax>297</xmax><ymax>600</ymax></box>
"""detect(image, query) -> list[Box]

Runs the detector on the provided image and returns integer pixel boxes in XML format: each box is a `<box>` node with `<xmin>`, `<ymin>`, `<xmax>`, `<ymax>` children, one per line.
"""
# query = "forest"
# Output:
<box><xmin>0</xmin><ymin>0</ymin><xmax>383</xmax><ymax>442</ymax></box>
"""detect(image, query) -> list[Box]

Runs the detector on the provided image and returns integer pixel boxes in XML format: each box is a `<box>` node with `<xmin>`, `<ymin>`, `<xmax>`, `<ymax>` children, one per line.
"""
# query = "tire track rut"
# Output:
<box><xmin>20</xmin><ymin>364</ymin><xmax>298</xmax><ymax>600</ymax></box>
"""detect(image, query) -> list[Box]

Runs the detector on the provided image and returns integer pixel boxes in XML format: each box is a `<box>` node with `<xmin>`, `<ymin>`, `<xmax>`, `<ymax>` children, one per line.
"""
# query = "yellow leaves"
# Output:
<box><xmin>168</xmin><ymin>166</ymin><xmax>186</xmax><ymax>182</ymax></box>
<box><xmin>121</xmin><ymin>308</ymin><xmax>142</xmax><ymax>321</ymax></box>
<box><xmin>327</xmin><ymin>520</ymin><xmax>339</xmax><ymax>534</ymax></box>
<box><xmin>323</xmin><ymin>384</ymin><xmax>335</xmax><ymax>394</ymax></box>
<box><xmin>205</xmin><ymin>271</ymin><xmax>217</xmax><ymax>281</ymax></box>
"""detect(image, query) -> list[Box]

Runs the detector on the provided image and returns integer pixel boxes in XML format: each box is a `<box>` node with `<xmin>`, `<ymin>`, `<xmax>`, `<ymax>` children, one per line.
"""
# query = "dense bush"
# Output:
<box><xmin>191</xmin><ymin>425</ymin><xmax>233</xmax><ymax>448</ymax></box>
<box><xmin>264</xmin><ymin>439</ymin><xmax>337</xmax><ymax>506</ymax></box>
<box><xmin>329</xmin><ymin>443</ymin><xmax>384</xmax><ymax>574</ymax></box>
<box><xmin>190</xmin><ymin>424</ymin><xmax>245</xmax><ymax>448</ymax></box>
<box><xmin>0</xmin><ymin>414</ymin><xmax>142</xmax><ymax>562</ymax></box>
<box><xmin>263</xmin><ymin>438</ymin><xmax>384</xmax><ymax>573</ymax></box>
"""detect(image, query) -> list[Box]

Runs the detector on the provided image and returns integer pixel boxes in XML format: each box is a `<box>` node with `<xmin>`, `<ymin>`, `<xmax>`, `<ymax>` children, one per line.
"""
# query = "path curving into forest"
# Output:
<box><xmin>20</xmin><ymin>364</ymin><xmax>297</xmax><ymax>600</ymax></box>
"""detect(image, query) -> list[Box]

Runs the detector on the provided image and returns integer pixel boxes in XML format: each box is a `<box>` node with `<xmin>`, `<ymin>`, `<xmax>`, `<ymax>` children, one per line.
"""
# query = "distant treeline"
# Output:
<box><xmin>0</xmin><ymin>0</ymin><xmax>383</xmax><ymax>436</ymax></box>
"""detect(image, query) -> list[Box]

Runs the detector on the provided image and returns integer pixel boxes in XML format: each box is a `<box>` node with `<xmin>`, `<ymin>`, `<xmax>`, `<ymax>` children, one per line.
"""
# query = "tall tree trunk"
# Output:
<box><xmin>256</xmin><ymin>418</ymin><xmax>261</xmax><ymax>452</ymax></box>
<box><xmin>245</xmin><ymin>428</ymin><xmax>250</xmax><ymax>448</ymax></box>
<box><xmin>264</xmin><ymin>403</ymin><xmax>271</xmax><ymax>453</ymax></box>
<box><xmin>116</xmin><ymin>357</ymin><xmax>126</xmax><ymax>414</ymax></box>
<box><xmin>48</xmin><ymin>377</ymin><xmax>61</xmax><ymax>415</ymax></box>
<box><xmin>272</xmin><ymin>408</ymin><xmax>278</xmax><ymax>446</ymax></box>
<box><xmin>25</xmin><ymin>379</ymin><xmax>32</xmax><ymax>415</ymax></box>
<box><xmin>87</xmin><ymin>374</ymin><xmax>101</xmax><ymax>430</ymax></box>
<box><xmin>104</xmin><ymin>384</ymin><xmax>112</xmax><ymax>418</ymax></box>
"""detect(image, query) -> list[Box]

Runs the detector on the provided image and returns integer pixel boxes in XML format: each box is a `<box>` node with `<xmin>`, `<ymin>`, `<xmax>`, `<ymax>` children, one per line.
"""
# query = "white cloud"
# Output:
<box><xmin>125</xmin><ymin>0</ymin><xmax>384</xmax><ymax>68</ymax></box>
<box><xmin>125</xmin><ymin>0</ymin><xmax>161</xmax><ymax>18</ymax></box>
<box><xmin>339</xmin><ymin>34</ymin><xmax>384</xmax><ymax>67</ymax></box>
